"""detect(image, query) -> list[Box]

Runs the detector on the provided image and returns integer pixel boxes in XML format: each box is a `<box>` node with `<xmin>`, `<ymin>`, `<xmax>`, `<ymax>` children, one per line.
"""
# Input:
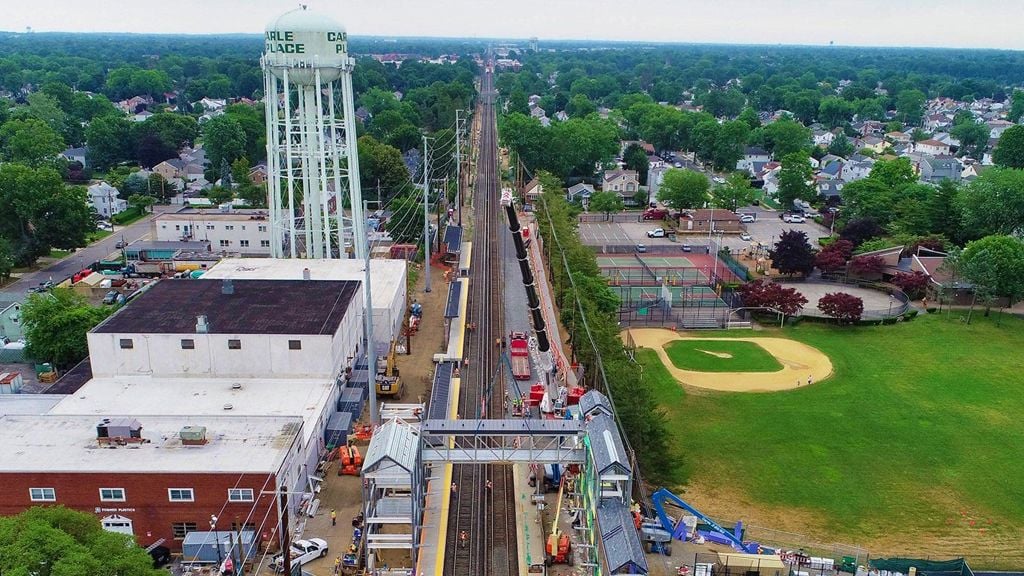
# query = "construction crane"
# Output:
<box><xmin>374</xmin><ymin>340</ymin><xmax>404</xmax><ymax>399</ymax></box>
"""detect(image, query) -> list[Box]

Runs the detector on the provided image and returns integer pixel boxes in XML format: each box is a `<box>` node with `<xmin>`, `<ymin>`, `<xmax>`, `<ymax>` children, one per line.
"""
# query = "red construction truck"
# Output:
<box><xmin>509</xmin><ymin>332</ymin><xmax>531</xmax><ymax>380</ymax></box>
<box><xmin>642</xmin><ymin>208</ymin><xmax>669</xmax><ymax>220</ymax></box>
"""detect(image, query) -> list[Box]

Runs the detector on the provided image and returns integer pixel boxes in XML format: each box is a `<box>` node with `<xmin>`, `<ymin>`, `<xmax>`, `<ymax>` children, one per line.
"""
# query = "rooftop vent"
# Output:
<box><xmin>196</xmin><ymin>315</ymin><xmax>209</xmax><ymax>333</ymax></box>
<box><xmin>231</xmin><ymin>382</ymin><xmax>242</xmax><ymax>390</ymax></box>
<box><xmin>223</xmin><ymin>403</ymin><xmax>234</xmax><ymax>411</ymax></box>
<box><xmin>302</xmin><ymin>267</ymin><xmax>311</xmax><ymax>280</ymax></box>
<box><xmin>221</xmin><ymin>278</ymin><xmax>234</xmax><ymax>295</ymax></box>
<box><xmin>97</xmin><ymin>417</ymin><xmax>147</xmax><ymax>445</ymax></box>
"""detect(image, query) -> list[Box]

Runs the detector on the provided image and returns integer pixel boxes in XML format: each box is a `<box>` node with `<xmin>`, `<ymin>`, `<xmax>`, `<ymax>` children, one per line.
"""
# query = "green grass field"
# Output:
<box><xmin>641</xmin><ymin>313</ymin><xmax>1024</xmax><ymax>552</ymax></box>
<box><xmin>664</xmin><ymin>340</ymin><xmax>783</xmax><ymax>372</ymax></box>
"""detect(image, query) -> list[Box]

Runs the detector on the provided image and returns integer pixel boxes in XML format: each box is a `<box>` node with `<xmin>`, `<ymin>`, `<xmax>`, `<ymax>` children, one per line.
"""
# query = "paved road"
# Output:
<box><xmin>0</xmin><ymin>206</ymin><xmax>172</xmax><ymax>302</ymax></box>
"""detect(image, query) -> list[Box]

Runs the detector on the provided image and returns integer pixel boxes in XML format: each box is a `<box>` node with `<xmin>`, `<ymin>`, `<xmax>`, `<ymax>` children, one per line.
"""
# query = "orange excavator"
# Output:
<box><xmin>337</xmin><ymin>444</ymin><xmax>363</xmax><ymax>476</ymax></box>
<box><xmin>545</xmin><ymin>476</ymin><xmax>573</xmax><ymax>567</ymax></box>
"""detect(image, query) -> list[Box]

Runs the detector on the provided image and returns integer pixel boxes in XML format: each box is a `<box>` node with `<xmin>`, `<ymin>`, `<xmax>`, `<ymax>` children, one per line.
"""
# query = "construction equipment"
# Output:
<box><xmin>337</xmin><ymin>445</ymin><xmax>363</xmax><ymax>476</ymax></box>
<box><xmin>375</xmin><ymin>341</ymin><xmax>404</xmax><ymax>399</ymax></box>
<box><xmin>544</xmin><ymin>476</ymin><xmax>573</xmax><ymax>567</ymax></box>
<box><xmin>508</xmin><ymin>331</ymin><xmax>531</xmax><ymax>380</ymax></box>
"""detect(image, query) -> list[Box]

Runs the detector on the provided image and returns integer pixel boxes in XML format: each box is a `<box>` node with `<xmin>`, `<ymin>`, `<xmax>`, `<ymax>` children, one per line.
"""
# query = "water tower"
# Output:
<box><xmin>262</xmin><ymin>6</ymin><xmax>366</xmax><ymax>259</ymax></box>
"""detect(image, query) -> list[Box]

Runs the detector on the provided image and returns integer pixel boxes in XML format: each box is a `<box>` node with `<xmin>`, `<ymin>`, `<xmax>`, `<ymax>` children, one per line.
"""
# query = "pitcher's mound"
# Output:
<box><xmin>626</xmin><ymin>328</ymin><xmax>833</xmax><ymax>392</ymax></box>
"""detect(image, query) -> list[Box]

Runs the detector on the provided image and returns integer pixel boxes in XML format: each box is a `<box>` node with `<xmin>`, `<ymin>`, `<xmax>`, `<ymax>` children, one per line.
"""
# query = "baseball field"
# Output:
<box><xmin>632</xmin><ymin>312</ymin><xmax>1024</xmax><ymax>564</ymax></box>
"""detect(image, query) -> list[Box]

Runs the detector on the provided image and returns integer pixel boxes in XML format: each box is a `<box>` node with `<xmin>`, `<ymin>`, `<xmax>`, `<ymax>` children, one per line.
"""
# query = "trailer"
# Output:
<box><xmin>509</xmin><ymin>331</ymin><xmax>531</xmax><ymax>380</ymax></box>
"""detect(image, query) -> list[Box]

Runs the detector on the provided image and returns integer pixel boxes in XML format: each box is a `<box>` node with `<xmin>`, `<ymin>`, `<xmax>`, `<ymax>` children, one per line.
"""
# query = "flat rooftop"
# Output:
<box><xmin>0</xmin><ymin>414</ymin><xmax>300</xmax><ymax>473</ymax></box>
<box><xmin>93</xmin><ymin>278</ymin><xmax>360</xmax><ymax>335</ymax></box>
<box><xmin>160</xmin><ymin>207</ymin><xmax>271</xmax><ymax>221</ymax></box>
<box><xmin>204</xmin><ymin>258</ymin><xmax>406</xmax><ymax>307</ymax></box>
<box><xmin>48</xmin><ymin>376</ymin><xmax>335</xmax><ymax>445</ymax></box>
<box><xmin>0</xmin><ymin>394</ymin><xmax>65</xmax><ymax>415</ymax></box>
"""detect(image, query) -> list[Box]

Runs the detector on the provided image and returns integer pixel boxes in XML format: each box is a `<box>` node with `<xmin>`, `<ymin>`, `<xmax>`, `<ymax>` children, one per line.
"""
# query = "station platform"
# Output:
<box><xmin>415</xmin><ymin>461</ymin><xmax>453</xmax><ymax>576</ymax></box>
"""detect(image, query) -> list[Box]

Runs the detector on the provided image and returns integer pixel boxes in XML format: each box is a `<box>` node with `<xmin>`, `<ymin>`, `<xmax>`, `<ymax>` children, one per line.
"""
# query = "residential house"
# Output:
<box><xmin>915</xmin><ymin>139</ymin><xmax>951</xmax><ymax>156</ymax></box>
<box><xmin>918</xmin><ymin>156</ymin><xmax>961</xmax><ymax>184</ymax></box>
<box><xmin>132</xmin><ymin>110</ymin><xmax>154</xmax><ymax>123</ymax></box>
<box><xmin>961</xmin><ymin>163</ymin><xmax>988</xmax><ymax>181</ymax></box>
<box><xmin>819</xmin><ymin>154</ymin><xmax>846</xmax><ymax>168</ymax></box>
<box><xmin>528</xmin><ymin>94</ymin><xmax>542</xmax><ymax>107</ymax></box>
<box><xmin>61</xmin><ymin>146</ymin><xmax>88</xmax><ymax>167</ymax></box>
<box><xmin>677</xmin><ymin>209</ymin><xmax>742</xmax><ymax>234</ymax></box>
<box><xmin>813</xmin><ymin>129</ymin><xmax>836</xmax><ymax>147</ymax></box>
<box><xmin>736</xmin><ymin>147</ymin><xmax>770</xmax><ymax>171</ymax></box>
<box><xmin>619</xmin><ymin>140</ymin><xmax>655</xmax><ymax>156</ymax></box>
<box><xmin>521</xmin><ymin>177</ymin><xmax>543</xmax><ymax>204</ymax></box>
<box><xmin>529</xmin><ymin>106</ymin><xmax>546</xmax><ymax>119</ymax></box>
<box><xmin>841</xmin><ymin>157</ymin><xmax>875</xmax><ymax>183</ymax></box>
<box><xmin>885</xmin><ymin>131</ymin><xmax>911</xmax><ymax>144</ymax></box>
<box><xmin>923</xmin><ymin>114</ymin><xmax>951</xmax><ymax>131</ymax></box>
<box><xmin>153</xmin><ymin>159</ymin><xmax>186</xmax><ymax>182</ymax></box>
<box><xmin>761</xmin><ymin>165</ymin><xmax>782</xmax><ymax>197</ymax></box>
<box><xmin>87</xmin><ymin>182</ymin><xmax>128</xmax><ymax>218</ymax></box>
<box><xmin>857</xmin><ymin>136</ymin><xmax>886</xmax><ymax>154</ymax></box>
<box><xmin>987</xmin><ymin>119</ymin><xmax>1016</xmax><ymax>139</ymax></box>
<box><xmin>116</xmin><ymin>96</ymin><xmax>149</xmax><ymax>114</ymax></box>
<box><xmin>601</xmin><ymin>170</ymin><xmax>640</xmax><ymax>199</ymax></box>
<box><xmin>554</xmin><ymin>110</ymin><xmax>569</xmax><ymax>122</ymax></box>
<box><xmin>858</xmin><ymin>120</ymin><xmax>885</xmax><ymax>136</ymax></box>
<box><xmin>818</xmin><ymin>162</ymin><xmax>843</xmax><ymax>180</ymax></box>
<box><xmin>566</xmin><ymin>183</ymin><xmax>595</xmax><ymax>203</ymax></box>
<box><xmin>817</xmin><ymin>181</ymin><xmax>843</xmax><ymax>202</ymax></box>
<box><xmin>249</xmin><ymin>164</ymin><xmax>268</xmax><ymax>185</ymax></box>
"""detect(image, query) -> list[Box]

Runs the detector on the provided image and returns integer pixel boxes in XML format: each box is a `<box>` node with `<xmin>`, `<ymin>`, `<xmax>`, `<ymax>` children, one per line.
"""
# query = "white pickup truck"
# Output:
<box><xmin>270</xmin><ymin>538</ymin><xmax>329</xmax><ymax>572</ymax></box>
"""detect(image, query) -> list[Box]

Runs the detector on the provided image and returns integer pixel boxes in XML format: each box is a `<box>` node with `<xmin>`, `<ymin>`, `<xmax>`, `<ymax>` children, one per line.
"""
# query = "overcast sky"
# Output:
<box><xmin>5</xmin><ymin>0</ymin><xmax>1024</xmax><ymax>50</ymax></box>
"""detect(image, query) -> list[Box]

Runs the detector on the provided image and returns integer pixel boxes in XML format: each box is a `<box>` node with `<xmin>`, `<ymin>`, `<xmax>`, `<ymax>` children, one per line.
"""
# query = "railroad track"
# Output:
<box><xmin>444</xmin><ymin>65</ymin><xmax>518</xmax><ymax>576</ymax></box>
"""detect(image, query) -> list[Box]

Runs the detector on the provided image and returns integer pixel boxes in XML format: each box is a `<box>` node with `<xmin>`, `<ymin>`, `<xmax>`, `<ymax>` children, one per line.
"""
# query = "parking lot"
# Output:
<box><xmin>578</xmin><ymin>205</ymin><xmax>829</xmax><ymax>254</ymax></box>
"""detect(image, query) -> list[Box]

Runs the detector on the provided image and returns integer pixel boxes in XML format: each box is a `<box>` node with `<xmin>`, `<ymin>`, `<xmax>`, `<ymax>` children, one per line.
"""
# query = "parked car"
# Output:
<box><xmin>102</xmin><ymin>290</ymin><xmax>119</xmax><ymax>305</ymax></box>
<box><xmin>738</xmin><ymin>213</ymin><xmax>756</xmax><ymax>223</ymax></box>
<box><xmin>96</xmin><ymin>221</ymin><xmax>113</xmax><ymax>231</ymax></box>
<box><xmin>783</xmin><ymin>214</ymin><xmax>806</xmax><ymax>223</ymax></box>
<box><xmin>643</xmin><ymin>208</ymin><xmax>669</xmax><ymax>220</ymax></box>
<box><xmin>635</xmin><ymin>243</ymin><xmax>647</xmax><ymax>253</ymax></box>
<box><xmin>712</xmin><ymin>176</ymin><xmax>726</xmax><ymax>184</ymax></box>
<box><xmin>647</xmin><ymin>228</ymin><xmax>666</xmax><ymax>238</ymax></box>
<box><xmin>740</xmin><ymin>233</ymin><xmax>752</xmax><ymax>241</ymax></box>
<box><xmin>271</xmin><ymin>538</ymin><xmax>329</xmax><ymax>572</ymax></box>
<box><xmin>681</xmin><ymin>244</ymin><xmax>692</xmax><ymax>252</ymax></box>
<box><xmin>115</xmin><ymin>240</ymin><xmax>127</xmax><ymax>249</ymax></box>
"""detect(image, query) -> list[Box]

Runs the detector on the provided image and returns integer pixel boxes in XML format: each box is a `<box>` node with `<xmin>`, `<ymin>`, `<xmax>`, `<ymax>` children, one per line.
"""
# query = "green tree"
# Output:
<box><xmin>85</xmin><ymin>115</ymin><xmax>134</xmax><ymax>171</ymax></box>
<box><xmin>622</xmin><ymin>143</ymin><xmax>649</xmax><ymax>185</ymax></box>
<box><xmin>657</xmin><ymin>168</ymin><xmax>709</xmax><ymax>210</ymax></box>
<box><xmin>712</xmin><ymin>120</ymin><xmax>750</xmax><ymax>171</ymax></box>
<box><xmin>132</xmin><ymin>113</ymin><xmax>199</xmax><ymax>167</ymax></box>
<box><xmin>737</xmin><ymin>106</ymin><xmax>761</xmax><ymax>130</ymax></box>
<box><xmin>896</xmin><ymin>89</ymin><xmax>926</xmax><ymax>125</ymax></box>
<box><xmin>588</xmin><ymin>190</ymin><xmax>624</xmax><ymax>220</ymax></box>
<box><xmin>0</xmin><ymin>237</ymin><xmax>13</xmax><ymax>283</ymax></box>
<box><xmin>0</xmin><ymin>506</ymin><xmax>162</xmax><ymax>576</ymax></box>
<box><xmin>957</xmin><ymin>167</ymin><xmax>1024</xmax><ymax>238</ymax></box>
<box><xmin>566</xmin><ymin>93</ymin><xmax>597</xmax><ymax>118</ymax></box>
<box><xmin>0</xmin><ymin>118</ymin><xmax>64</xmax><ymax>166</ymax></box>
<box><xmin>712</xmin><ymin>172</ymin><xmax>756</xmax><ymax>211</ymax></box>
<box><xmin>770</xmin><ymin>229</ymin><xmax>816</xmax><ymax>276</ymax></box>
<box><xmin>777</xmin><ymin>151</ymin><xmax>815</xmax><ymax>208</ymax></box>
<box><xmin>818</xmin><ymin>96</ymin><xmax>853</xmax><ymax>128</ymax></box>
<box><xmin>127</xmin><ymin>193</ymin><xmax>155</xmax><ymax>214</ymax></box>
<box><xmin>34</xmin><ymin>185</ymin><xmax>95</xmax><ymax>250</ymax></box>
<box><xmin>959</xmin><ymin>235</ymin><xmax>1024</xmax><ymax>309</ymax></box>
<box><xmin>1009</xmin><ymin>89</ymin><xmax>1024</xmax><ymax>123</ymax></box>
<box><xmin>21</xmin><ymin>288</ymin><xmax>113</xmax><ymax>367</ymax></box>
<box><xmin>827</xmin><ymin>132</ymin><xmax>854</xmax><ymax>157</ymax></box>
<box><xmin>357</xmin><ymin>135</ymin><xmax>412</xmax><ymax>203</ymax></box>
<box><xmin>950</xmin><ymin>120</ymin><xmax>989</xmax><ymax>159</ymax></box>
<box><xmin>755</xmin><ymin>118</ymin><xmax>810</xmax><ymax>158</ymax></box>
<box><xmin>992</xmin><ymin>124</ymin><xmax>1024</xmax><ymax>168</ymax></box>
<box><xmin>205</xmin><ymin>186</ymin><xmax>233</xmax><ymax>206</ymax></box>
<box><xmin>202</xmin><ymin>115</ymin><xmax>247</xmax><ymax>178</ymax></box>
<box><xmin>386</xmin><ymin>193</ymin><xmax>424</xmax><ymax>244</ymax></box>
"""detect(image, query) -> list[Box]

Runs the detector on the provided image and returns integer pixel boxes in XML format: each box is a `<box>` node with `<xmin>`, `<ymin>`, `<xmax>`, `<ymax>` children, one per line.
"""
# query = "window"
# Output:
<box><xmin>241</xmin><ymin>225</ymin><xmax>246</xmax><ymax>230</ymax></box>
<box><xmin>228</xmin><ymin>488</ymin><xmax>254</xmax><ymax>502</ymax></box>
<box><xmin>260</xmin><ymin>240</ymin><xmax>270</xmax><ymax>248</ymax></box>
<box><xmin>225</xmin><ymin>225</ymin><xmax>234</xmax><ymax>231</ymax></box>
<box><xmin>168</xmin><ymin>488</ymin><xmax>194</xmax><ymax>502</ymax></box>
<box><xmin>240</xmin><ymin>240</ymin><xmax>250</xmax><ymax>248</ymax></box>
<box><xmin>206</xmin><ymin>224</ymin><xmax>215</xmax><ymax>230</ymax></box>
<box><xmin>288</xmin><ymin>340</ymin><xmax>302</xmax><ymax>350</ymax></box>
<box><xmin>99</xmin><ymin>488</ymin><xmax>126</xmax><ymax>502</ymax></box>
<box><xmin>219</xmin><ymin>239</ymin><xmax>231</xmax><ymax>247</ymax></box>
<box><xmin>29</xmin><ymin>487</ymin><xmax>55</xmax><ymax>502</ymax></box>
<box><xmin>231</xmin><ymin>521</ymin><xmax>257</xmax><ymax>532</ymax></box>
<box><xmin>228</xmin><ymin>339</ymin><xmax>241</xmax><ymax>350</ymax></box>
<box><xmin>171</xmin><ymin>522</ymin><xmax>198</xmax><ymax>539</ymax></box>
<box><xmin>161</xmin><ymin>224</ymin><xmax>167</xmax><ymax>229</ymax></box>
<box><xmin>119</xmin><ymin>339</ymin><xmax>134</xmax><ymax>349</ymax></box>
<box><xmin>174</xmin><ymin>224</ymin><xmax>180</xmax><ymax>231</ymax></box>
<box><xmin>181</xmin><ymin>339</ymin><xmax>195</xmax><ymax>350</ymax></box>
<box><xmin>258</xmin><ymin>225</ymin><xmax>267</xmax><ymax>232</ymax></box>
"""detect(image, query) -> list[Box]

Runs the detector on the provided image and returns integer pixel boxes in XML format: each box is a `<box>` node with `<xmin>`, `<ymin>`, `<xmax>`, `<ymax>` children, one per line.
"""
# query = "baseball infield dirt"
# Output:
<box><xmin>626</xmin><ymin>328</ymin><xmax>833</xmax><ymax>392</ymax></box>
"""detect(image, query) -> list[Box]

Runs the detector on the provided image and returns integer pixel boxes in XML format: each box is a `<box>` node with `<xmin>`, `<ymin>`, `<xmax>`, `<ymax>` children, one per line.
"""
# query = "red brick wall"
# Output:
<box><xmin>0</xmin><ymin>472</ymin><xmax>279</xmax><ymax>551</ymax></box>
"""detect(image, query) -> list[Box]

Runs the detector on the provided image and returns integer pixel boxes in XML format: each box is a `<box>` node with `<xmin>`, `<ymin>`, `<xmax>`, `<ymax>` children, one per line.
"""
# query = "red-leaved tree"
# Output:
<box><xmin>815</xmin><ymin>240</ymin><xmax>854</xmax><ymax>273</ymax></box>
<box><xmin>849</xmin><ymin>255</ymin><xmax>886</xmax><ymax>276</ymax></box>
<box><xmin>738</xmin><ymin>279</ymin><xmax>809</xmax><ymax>316</ymax></box>
<box><xmin>891</xmin><ymin>271</ymin><xmax>930</xmax><ymax>300</ymax></box>
<box><xmin>817</xmin><ymin>292</ymin><xmax>864</xmax><ymax>324</ymax></box>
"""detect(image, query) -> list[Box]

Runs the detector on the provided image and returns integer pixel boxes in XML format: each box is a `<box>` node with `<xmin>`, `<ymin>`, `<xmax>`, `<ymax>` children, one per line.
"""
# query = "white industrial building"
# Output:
<box><xmin>153</xmin><ymin>206</ymin><xmax>272</xmax><ymax>255</ymax></box>
<box><xmin>203</xmin><ymin>258</ymin><xmax>408</xmax><ymax>354</ymax></box>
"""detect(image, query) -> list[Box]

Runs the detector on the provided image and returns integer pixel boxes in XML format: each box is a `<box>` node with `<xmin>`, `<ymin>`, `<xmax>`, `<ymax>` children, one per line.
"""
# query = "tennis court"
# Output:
<box><xmin>597</xmin><ymin>252</ymin><xmax>740</xmax><ymax>287</ymax></box>
<box><xmin>597</xmin><ymin>255</ymin><xmax>696</xmax><ymax>268</ymax></box>
<box><xmin>611</xmin><ymin>285</ymin><xmax>723</xmax><ymax>303</ymax></box>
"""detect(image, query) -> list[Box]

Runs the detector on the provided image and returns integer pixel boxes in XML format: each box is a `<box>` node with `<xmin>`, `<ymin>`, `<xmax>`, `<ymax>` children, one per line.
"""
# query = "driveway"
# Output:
<box><xmin>0</xmin><ymin>206</ymin><xmax>171</xmax><ymax>303</ymax></box>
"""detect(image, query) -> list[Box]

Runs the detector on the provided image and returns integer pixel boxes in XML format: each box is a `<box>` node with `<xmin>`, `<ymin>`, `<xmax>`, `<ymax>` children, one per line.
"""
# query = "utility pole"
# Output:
<box><xmin>364</xmin><ymin>199</ymin><xmax>378</xmax><ymax>425</ymax></box>
<box><xmin>280</xmin><ymin>487</ymin><xmax>291</xmax><ymax>576</ymax></box>
<box><xmin>455</xmin><ymin>109</ymin><xmax>465</xmax><ymax>226</ymax></box>
<box><xmin>423</xmin><ymin>135</ymin><xmax>432</xmax><ymax>293</ymax></box>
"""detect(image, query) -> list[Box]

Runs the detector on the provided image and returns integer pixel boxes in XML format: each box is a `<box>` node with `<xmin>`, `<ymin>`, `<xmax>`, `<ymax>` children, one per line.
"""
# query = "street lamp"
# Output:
<box><xmin>210</xmin><ymin>514</ymin><xmax>223</xmax><ymax>570</ymax></box>
<box><xmin>888</xmin><ymin>294</ymin><xmax>894</xmax><ymax>318</ymax></box>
